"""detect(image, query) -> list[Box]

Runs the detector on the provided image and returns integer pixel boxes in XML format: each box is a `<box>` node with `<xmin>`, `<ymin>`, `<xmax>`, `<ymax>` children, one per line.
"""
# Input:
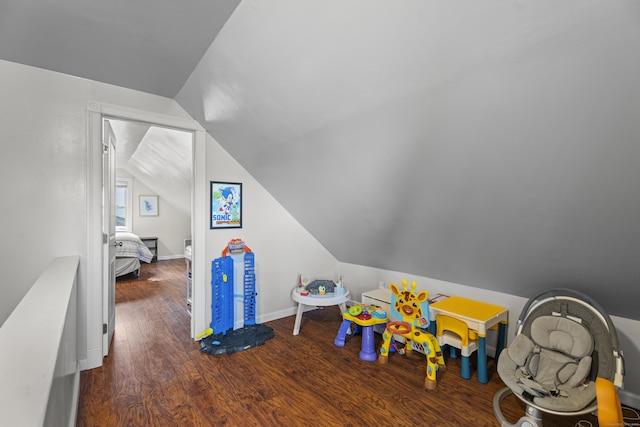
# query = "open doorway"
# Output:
<box><xmin>87</xmin><ymin>101</ymin><xmax>207</xmax><ymax>368</ymax></box>
<box><xmin>106</xmin><ymin>116</ymin><xmax>193</xmax><ymax>301</ymax></box>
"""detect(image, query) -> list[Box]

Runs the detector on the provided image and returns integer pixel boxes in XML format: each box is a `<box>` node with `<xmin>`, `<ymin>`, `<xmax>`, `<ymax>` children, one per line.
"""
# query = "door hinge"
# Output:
<box><xmin>103</xmin><ymin>323</ymin><xmax>108</xmax><ymax>334</ymax></box>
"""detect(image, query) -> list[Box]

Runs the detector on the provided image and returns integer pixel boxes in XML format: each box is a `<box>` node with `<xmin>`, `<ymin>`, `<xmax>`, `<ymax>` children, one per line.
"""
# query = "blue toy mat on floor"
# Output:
<box><xmin>200</xmin><ymin>324</ymin><xmax>274</xmax><ymax>355</ymax></box>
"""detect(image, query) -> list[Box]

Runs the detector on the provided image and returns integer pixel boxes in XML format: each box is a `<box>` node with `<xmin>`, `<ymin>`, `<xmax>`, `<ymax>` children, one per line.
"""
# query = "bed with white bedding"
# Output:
<box><xmin>115</xmin><ymin>227</ymin><xmax>154</xmax><ymax>277</ymax></box>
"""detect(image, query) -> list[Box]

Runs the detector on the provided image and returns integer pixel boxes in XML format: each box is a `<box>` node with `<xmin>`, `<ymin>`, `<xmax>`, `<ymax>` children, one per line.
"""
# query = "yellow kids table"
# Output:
<box><xmin>429</xmin><ymin>296</ymin><xmax>508</xmax><ymax>384</ymax></box>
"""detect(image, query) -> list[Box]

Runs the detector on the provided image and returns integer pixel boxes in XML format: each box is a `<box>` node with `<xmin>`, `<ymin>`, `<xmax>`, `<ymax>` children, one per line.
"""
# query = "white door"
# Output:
<box><xmin>102</xmin><ymin>120</ymin><xmax>117</xmax><ymax>356</ymax></box>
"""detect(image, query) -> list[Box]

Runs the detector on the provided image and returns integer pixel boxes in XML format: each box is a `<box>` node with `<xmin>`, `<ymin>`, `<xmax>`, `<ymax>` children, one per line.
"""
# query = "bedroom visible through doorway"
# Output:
<box><xmin>87</xmin><ymin>101</ymin><xmax>206</xmax><ymax>369</ymax></box>
<box><xmin>105</xmin><ymin>117</ymin><xmax>194</xmax><ymax>338</ymax></box>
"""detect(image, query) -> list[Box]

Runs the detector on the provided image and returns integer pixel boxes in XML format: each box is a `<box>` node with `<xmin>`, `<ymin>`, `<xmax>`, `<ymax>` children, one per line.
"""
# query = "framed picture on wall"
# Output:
<box><xmin>139</xmin><ymin>195</ymin><xmax>159</xmax><ymax>216</ymax></box>
<box><xmin>210</xmin><ymin>181</ymin><xmax>242</xmax><ymax>229</ymax></box>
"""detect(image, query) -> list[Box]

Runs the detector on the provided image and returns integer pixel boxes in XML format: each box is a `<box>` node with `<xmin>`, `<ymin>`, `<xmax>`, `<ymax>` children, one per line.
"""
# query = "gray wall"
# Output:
<box><xmin>177</xmin><ymin>0</ymin><xmax>640</xmax><ymax>320</ymax></box>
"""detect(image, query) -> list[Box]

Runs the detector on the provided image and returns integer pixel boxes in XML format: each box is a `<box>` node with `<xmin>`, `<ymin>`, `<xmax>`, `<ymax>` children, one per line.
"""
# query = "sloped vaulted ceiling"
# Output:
<box><xmin>0</xmin><ymin>0</ymin><xmax>240</xmax><ymax>97</ymax></box>
<box><xmin>176</xmin><ymin>0</ymin><xmax>640</xmax><ymax>319</ymax></box>
<box><xmin>108</xmin><ymin>119</ymin><xmax>193</xmax><ymax>215</ymax></box>
<box><xmin>1</xmin><ymin>0</ymin><xmax>638</xmax><ymax>320</ymax></box>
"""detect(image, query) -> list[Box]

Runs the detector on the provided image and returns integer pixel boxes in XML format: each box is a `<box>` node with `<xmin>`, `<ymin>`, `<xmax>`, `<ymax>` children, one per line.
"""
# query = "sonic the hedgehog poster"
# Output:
<box><xmin>210</xmin><ymin>181</ymin><xmax>242</xmax><ymax>229</ymax></box>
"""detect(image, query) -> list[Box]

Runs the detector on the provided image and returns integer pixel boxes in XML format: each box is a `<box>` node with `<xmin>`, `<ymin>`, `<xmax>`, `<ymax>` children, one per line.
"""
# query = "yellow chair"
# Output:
<box><xmin>435</xmin><ymin>314</ymin><xmax>478</xmax><ymax>380</ymax></box>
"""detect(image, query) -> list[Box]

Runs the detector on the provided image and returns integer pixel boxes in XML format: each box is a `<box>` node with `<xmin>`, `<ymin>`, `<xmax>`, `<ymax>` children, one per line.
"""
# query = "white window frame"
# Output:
<box><xmin>115</xmin><ymin>178</ymin><xmax>133</xmax><ymax>230</ymax></box>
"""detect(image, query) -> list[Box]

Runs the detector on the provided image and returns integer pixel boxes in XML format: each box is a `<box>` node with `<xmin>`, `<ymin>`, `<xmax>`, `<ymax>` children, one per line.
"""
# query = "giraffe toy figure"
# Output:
<box><xmin>378</xmin><ymin>279</ymin><xmax>445</xmax><ymax>390</ymax></box>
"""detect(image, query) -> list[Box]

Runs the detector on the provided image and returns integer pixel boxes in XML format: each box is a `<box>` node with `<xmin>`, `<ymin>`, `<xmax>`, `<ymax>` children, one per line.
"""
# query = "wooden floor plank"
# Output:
<box><xmin>77</xmin><ymin>259</ymin><xmax>604</xmax><ymax>426</ymax></box>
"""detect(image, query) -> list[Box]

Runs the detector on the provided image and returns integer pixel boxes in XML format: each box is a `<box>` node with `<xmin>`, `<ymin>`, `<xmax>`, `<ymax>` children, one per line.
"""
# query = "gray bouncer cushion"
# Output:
<box><xmin>498</xmin><ymin>315</ymin><xmax>596</xmax><ymax>412</ymax></box>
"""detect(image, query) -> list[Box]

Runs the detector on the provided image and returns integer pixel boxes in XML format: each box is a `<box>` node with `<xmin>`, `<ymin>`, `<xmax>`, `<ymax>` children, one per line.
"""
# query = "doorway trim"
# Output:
<box><xmin>86</xmin><ymin>100</ymin><xmax>207</xmax><ymax>369</ymax></box>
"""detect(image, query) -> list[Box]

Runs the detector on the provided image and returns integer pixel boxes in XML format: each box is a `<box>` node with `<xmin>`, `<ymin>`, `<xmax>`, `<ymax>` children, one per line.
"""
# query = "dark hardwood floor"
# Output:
<box><xmin>78</xmin><ymin>259</ymin><xmax>605</xmax><ymax>426</ymax></box>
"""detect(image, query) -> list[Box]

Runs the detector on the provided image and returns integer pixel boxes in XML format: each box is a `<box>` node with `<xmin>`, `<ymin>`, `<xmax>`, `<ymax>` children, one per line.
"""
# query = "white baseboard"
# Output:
<box><xmin>257</xmin><ymin>307</ymin><xmax>298</xmax><ymax>324</ymax></box>
<box><xmin>256</xmin><ymin>299</ymin><xmax>360</xmax><ymax>331</ymax></box>
<box><xmin>80</xmin><ymin>346</ymin><xmax>103</xmax><ymax>371</ymax></box>
<box><xmin>157</xmin><ymin>255</ymin><xmax>184</xmax><ymax>261</ymax></box>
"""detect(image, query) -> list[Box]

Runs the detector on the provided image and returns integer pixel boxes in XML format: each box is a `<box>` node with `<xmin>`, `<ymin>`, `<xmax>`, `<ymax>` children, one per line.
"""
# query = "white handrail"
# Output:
<box><xmin>0</xmin><ymin>256</ymin><xmax>80</xmax><ymax>427</ymax></box>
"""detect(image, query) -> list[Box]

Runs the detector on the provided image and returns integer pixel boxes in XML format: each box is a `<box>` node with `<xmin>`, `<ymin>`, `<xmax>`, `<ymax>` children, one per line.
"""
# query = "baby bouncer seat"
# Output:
<box><xmin>493</xmin><ymin>288</ymin><xmax>624</xmax><ymax>426</ymax></box>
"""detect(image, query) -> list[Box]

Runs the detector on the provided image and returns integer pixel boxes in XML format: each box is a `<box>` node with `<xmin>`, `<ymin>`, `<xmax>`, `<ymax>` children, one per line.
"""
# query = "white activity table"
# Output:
<box><xmin>291</xmin><ymin>288</ymin><xmax>350</xmax><ymax>336</ymax></box>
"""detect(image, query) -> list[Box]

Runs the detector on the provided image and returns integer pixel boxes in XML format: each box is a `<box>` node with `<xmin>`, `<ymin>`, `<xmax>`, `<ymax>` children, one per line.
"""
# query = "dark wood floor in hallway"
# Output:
<box><xmin>77</xmin><ymin>259</ymin><xmax>602</xmax><ymax>426</ymax></box>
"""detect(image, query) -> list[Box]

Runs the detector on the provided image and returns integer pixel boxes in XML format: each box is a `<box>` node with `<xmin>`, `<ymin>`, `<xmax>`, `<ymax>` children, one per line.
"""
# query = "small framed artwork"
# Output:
<box><xmin>139</xmin><ymin>195</ymin><xmax>159</xmax><ymax>216</ymax></box>
<box><xmin>210</xmin><ymin>181</ymin><xmax>242</xmax><ymax>229</ymax></box>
